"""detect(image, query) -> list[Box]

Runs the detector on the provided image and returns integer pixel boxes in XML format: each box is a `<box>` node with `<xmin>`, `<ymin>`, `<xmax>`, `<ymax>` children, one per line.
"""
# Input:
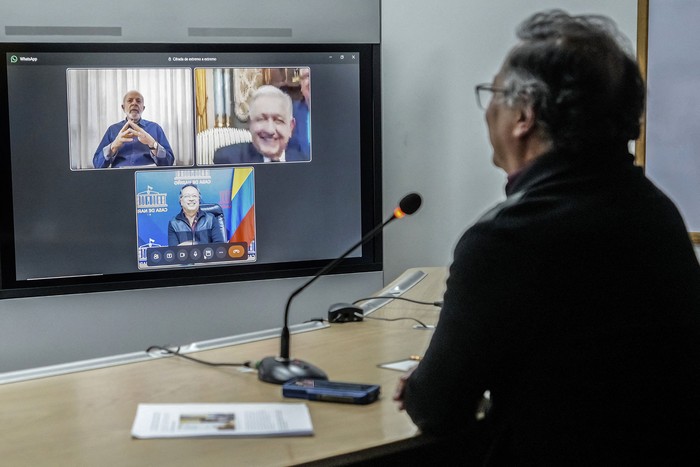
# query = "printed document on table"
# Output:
<box><xmin>131</xmin><ymin>402</ymin><xmax>313</xmax><ymax>439</ymax></box>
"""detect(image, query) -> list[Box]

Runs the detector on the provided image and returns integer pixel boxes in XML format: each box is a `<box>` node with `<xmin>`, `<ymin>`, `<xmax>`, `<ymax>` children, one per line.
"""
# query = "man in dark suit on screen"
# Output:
<box><xmin>213</xmin><ymin>85</ymin><xmax>309</xmax><ymax>164</ymax></box>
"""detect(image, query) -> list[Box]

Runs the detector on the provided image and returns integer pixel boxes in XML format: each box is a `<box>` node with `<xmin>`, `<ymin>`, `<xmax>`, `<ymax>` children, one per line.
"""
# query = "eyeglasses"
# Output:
<box><xmin>475</xmin><ymin>83</ymin><xmax>507</xmax><ymax>110</ymax></box>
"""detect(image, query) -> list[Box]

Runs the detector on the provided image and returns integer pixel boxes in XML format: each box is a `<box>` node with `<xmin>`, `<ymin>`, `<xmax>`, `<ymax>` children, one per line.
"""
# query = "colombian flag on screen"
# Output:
<box><xmin>228</xmin><ymin>167</ymin><xmax>255</xmax><ymax>247</ymax></box>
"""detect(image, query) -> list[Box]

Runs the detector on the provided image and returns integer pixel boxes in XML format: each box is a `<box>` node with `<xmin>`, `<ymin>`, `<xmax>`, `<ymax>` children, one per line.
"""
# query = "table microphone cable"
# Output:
<box><xmin>146</xmin><ymin>345</ymin><xmax>255</xmax><ymax>369</ymax></box>
<box><xmin>352</xmin><ymin>296</ymin><xmax>443</xmax><ymax>307</ymax></box>
<box><xmin>147</xmin><ymin>295</ymin><xmax>442</xmax><ymax>368</ymax></box>
<box><xmin>350</xmin><ymin>295</ymin><xmax>442</xmax><ymax>328</ymax></box>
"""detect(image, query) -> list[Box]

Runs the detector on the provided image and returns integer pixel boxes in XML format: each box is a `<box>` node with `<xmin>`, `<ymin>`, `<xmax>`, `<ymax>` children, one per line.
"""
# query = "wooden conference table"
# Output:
<box><xmin>0</xmin><ymin>267</ymin><xmax>447</xmax><ymax>466</ymax></box>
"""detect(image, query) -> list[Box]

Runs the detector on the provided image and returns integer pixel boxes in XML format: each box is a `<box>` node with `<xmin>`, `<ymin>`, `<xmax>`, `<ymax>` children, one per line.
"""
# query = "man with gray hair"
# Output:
<box><xmin>93</xmin><ymin>90</ymin><xmax>175</xmax><ymax>168</ymax></box>
<box><xmin>213</xmin><ymin>85</ymin><xmax>309</xmax><ymax>164</ymax></box>
<box><xmin>393</xmin><ymin>10</ymin><xmax>700</xmax><ymax>464</ymax></box>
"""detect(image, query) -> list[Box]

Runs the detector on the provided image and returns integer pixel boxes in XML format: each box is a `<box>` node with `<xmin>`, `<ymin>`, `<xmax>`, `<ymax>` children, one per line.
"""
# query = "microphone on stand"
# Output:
<box><xmin>256</xmin><ymin>193</ymin><xmax>423</xmax><ymax>384</ymax></box>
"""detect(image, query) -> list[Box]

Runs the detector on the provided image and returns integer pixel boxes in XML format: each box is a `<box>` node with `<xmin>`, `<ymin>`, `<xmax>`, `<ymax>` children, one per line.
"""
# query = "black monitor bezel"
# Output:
<box><xmin>0</xmin><ymin>42</ymin><xmax>382</xmax><ymax>299</ymax></box>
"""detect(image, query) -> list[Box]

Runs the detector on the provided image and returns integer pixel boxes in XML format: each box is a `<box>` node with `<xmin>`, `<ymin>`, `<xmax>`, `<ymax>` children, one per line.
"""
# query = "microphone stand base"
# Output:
<box><xmin>257</xmin><ymin>356</ymin><xmax>328</xmax><ymax>384</ymax></box>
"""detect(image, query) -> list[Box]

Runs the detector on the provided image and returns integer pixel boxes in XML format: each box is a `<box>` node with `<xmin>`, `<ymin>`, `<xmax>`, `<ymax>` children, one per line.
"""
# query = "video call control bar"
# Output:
<box><xmin>146</xmin><ymin>242</ymin><xmax>249</xmax><ymax>267</ymax></box>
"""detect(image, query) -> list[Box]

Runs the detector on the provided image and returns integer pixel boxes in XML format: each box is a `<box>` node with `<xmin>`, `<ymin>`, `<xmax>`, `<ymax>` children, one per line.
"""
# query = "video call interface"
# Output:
<box><xmin>4</xmin><ymin>47</ymin><xmax>367</xmax><ymax>283</ymax></box>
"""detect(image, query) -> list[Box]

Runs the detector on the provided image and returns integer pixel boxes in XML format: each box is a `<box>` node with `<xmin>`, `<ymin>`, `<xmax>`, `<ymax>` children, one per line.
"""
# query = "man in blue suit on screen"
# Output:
<box><xmin>213</xmin><ymin>85</ymin><xmax>309</xmax><ymax>164</ymax></box>
<box><xmin>93</xmin><ymin>90</ymin><xmax>175</xmax><ymax>168</ymax></box>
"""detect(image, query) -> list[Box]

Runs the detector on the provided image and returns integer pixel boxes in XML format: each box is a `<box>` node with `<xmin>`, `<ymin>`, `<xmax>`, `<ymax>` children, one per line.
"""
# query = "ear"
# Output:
<box><xmin>512</xmin><ymin>104</ymin><xmax>536</xmax><ymax>139</ymax></box>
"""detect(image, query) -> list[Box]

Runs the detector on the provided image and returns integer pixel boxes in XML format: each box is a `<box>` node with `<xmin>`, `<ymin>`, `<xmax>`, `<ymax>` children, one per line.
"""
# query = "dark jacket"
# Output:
<box><xmin>167</xmin><ymin>210</ymin><xmax>226</xmax><ymax>246</ymax></box>
<box><xmin>213</xmin><ymin>142</ymin><xmax>309</xmax><ymax>165</ymax></box>
<box><xmin>404</xmin><ymin>148</ymin><xmax>700</xmax><ymax>465</ymax></box>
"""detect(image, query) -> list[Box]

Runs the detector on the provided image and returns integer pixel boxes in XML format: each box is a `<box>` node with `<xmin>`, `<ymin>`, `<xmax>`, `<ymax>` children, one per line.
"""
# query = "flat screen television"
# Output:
<box><xmin>0</xmin><ymin>43</ymin><xmax>381</xmax><ymax>299</ymax></box>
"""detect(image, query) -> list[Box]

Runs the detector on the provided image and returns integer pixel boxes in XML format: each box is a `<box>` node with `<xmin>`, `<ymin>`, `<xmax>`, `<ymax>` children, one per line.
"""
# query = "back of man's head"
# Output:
<box><xmin>502</xmin><ymin>10</ymin><xmax>645</xmax><ymax>152</ymax></box>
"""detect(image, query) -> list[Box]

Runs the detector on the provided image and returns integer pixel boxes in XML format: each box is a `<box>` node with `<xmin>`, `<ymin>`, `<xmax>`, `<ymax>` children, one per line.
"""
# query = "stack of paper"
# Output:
<box><xmin>131</xmin><ymin>403</ymin><xmax>313</xmax><ymax>439</ymax></box>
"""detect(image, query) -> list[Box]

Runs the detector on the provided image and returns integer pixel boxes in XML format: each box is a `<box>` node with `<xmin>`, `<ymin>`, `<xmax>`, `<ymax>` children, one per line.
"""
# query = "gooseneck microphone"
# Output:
<box><xmin>257</xmin><ymin>193</ymin><xmax>423</xmax><ymax>384</ymax></box>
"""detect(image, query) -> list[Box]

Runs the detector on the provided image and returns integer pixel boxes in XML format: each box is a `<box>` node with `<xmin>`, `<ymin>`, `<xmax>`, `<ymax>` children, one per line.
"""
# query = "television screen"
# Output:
<box><xmin>0</xmin><ymin>43</ymin><xmax>381</xmax><ymax>298</ymax></box>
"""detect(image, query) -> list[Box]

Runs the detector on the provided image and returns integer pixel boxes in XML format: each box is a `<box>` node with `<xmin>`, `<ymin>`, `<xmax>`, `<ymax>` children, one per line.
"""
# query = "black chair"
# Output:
<box><xmin>199</xmin><ymin>203</ymin><xmax>228</xmax><ymax>241</ymax></box>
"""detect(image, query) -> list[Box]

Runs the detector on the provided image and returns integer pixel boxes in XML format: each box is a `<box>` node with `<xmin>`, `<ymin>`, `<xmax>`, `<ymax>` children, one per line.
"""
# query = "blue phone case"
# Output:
<box><xmin>282</xmin><ymin>378</ymin><xmax>381</xmax><ymax>404</ymax></box>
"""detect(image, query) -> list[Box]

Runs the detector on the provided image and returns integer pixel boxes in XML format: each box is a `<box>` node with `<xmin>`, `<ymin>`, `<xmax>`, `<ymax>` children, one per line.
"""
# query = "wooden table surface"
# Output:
<box><xmin>0</xmin><ymin>267</ymin><xmax>447</xmax><ymax>466</ymax></box>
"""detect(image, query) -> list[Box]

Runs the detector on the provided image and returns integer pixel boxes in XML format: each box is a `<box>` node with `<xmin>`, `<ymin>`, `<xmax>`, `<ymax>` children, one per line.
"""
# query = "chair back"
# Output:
<box><xmin>200</xmin><ymin>203</ymin><xmax>228</xmax><ymax>240</ymax></box>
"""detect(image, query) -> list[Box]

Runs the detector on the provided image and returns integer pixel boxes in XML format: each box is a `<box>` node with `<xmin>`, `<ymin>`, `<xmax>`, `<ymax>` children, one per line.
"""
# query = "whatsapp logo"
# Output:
<box><xmin>10</xmin><ymin>55</ymin><xmax>18</xmax><ymax>63</ymax></box>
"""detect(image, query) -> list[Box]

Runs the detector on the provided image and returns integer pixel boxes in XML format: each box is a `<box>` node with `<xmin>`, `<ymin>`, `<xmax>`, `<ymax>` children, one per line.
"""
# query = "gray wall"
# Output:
<box><xmin>0</xmin><ymin>273</ymin><xmax>381</xmax><ymax>372</ymax></box>
<box><xmin>644</xmin><ymin>1</ymin><xmax>700</xmax><ymax>233</ymax></box>
<box><xmin>0</xmin><ymin>0</ymin><xmax>380</xmax><ymax>43</ymax></box>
